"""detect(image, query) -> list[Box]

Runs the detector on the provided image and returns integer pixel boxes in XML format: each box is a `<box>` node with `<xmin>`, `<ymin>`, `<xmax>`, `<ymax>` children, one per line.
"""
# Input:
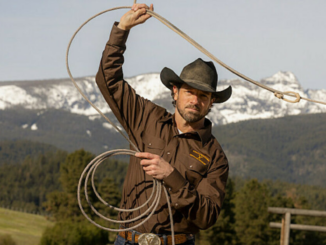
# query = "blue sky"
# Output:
<box><xmin>1</xmin><ymin>0</ymin><xmax>325</xmax><ymax>89</ymax></box>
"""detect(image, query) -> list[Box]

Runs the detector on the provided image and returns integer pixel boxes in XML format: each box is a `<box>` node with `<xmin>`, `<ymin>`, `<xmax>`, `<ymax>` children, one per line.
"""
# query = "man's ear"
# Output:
<box><xmin>210</xmin><ymin>96</ymin><xmax>215</xmax><ymax>108</ymax></box>
<box><xmin>173</xmin><ymin>85</ymin><xmax>179</xmax><ymax>101</ymax></box>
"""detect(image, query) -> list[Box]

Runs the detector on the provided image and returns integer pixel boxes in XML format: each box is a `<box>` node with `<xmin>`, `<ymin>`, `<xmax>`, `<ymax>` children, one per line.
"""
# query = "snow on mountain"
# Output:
<box><xmin>0</xmin><ymin>71</ymin><xmax>325</xmax><ymax>126</ymax></box>
<box><xmin>127</xmin><ymin>73</ymin><xmax>169</xmax><ymax>101</ymax></box>
<box><xmin>210</xmin><ymin>71</ymin><xmax>326</xmax><ymax>124</ymax></box>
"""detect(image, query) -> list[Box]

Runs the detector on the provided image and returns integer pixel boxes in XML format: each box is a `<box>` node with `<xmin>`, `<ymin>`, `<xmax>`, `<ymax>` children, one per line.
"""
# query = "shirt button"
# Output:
<box><xmin>175</xmin><ymin>203</ymin><xmax>179</xmax><ymax>207</ymax></box>
<box><xmin>190</xmin><ymin>165</ymin><xmax>193</xmax><ymax>168</ymax></box>
<box><xmin>149</xmin><ymin>143</ymin><xmax>152</xmax><ymax>146</ymax></box>
<box><xmin>167</xmin><ymin>152</ymin><xmax>170</xmax><ymax>155</ymax></box>
<box><xmin>169</xmin><ymin>188</ymin><xmax>172</xmax><ymax>191</ymax></box>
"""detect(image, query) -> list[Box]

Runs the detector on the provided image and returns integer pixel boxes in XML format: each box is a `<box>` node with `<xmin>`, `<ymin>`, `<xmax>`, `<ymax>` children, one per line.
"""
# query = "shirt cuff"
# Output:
<box><xmin>107</xmin><ymin>22</ymin><xmax>130</xmax><ymax>46</ymax></box>
<box><xmin>163</xmin><ymin>168</ymin><xmax>187</xmax><ymax>192</ymax></box>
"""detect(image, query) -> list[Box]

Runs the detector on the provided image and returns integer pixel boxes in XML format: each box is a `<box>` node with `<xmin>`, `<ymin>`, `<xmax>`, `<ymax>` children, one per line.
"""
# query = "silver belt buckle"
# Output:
<box><xmin>138</xmin><ymin>233</ymin><xmax>161</xmax><ymax>245</ymax></box>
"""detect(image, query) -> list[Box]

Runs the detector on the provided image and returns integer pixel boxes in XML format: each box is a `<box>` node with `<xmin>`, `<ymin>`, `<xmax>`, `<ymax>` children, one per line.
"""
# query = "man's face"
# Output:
<box><xmin>173</xmin><ymin>84</ymin><xmax>214</xmax><ymax>123</ymax></box>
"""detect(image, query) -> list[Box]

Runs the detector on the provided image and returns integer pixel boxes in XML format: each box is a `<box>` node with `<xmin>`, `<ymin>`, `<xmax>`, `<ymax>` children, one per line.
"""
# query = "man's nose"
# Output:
<box><xmin>190</xmin><ymin>94</ymin><xmax>199</xmax><ymax>104</ymax></box>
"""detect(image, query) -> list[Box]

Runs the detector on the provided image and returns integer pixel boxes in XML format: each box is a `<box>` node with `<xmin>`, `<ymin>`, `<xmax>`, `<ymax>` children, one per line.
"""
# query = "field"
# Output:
<box><xmin>0</xmin><ymin>207</ymin><xmax>54</xmax><ymax>245</ymax></box>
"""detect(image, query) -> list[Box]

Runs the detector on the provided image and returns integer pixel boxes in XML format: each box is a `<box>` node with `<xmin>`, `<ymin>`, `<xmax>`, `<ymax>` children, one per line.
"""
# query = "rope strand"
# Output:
<box><xmin>146</xmin><ymin>9</ymin><xmax>326</xmax><ymax>106</ymax></box>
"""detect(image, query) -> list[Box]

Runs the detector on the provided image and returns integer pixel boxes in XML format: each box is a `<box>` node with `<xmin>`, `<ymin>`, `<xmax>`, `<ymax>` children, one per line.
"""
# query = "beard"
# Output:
<box><xmin>176</xmin><ymin>101</ymin><xmax>210</xmax><ymax>123</ymax></box>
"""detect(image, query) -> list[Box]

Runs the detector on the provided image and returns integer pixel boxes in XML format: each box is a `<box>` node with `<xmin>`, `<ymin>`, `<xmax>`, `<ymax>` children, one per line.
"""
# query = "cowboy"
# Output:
<box><xmin>96</xmin><ymin>3</ymin><xmax>231</xmax><ymax>245</ymax></box>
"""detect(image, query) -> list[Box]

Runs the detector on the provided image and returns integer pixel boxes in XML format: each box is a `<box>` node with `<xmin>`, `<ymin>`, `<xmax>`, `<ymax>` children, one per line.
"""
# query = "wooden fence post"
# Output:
<box><xmin>281</xmin><ymin>212</ymin><xmax>291</xmax><ymax>245</ymax></box>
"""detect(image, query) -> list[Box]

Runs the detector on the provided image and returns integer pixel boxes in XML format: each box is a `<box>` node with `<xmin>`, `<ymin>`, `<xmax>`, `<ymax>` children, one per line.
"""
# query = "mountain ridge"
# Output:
<box><xmin>1</xmin><ymin>71</ymin><xmax>326</xmax><ymax>126</ymax></box>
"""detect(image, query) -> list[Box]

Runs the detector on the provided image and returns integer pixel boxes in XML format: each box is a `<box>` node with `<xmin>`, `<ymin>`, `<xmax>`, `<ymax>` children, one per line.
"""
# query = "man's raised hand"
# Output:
<box><xmin>118</xmin><ymin>3</ymin><xmax>154</xmax><ymax>30</ymax></box>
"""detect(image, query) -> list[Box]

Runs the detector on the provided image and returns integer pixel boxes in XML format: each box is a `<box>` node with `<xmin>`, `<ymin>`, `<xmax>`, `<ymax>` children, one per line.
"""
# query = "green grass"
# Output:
<box><xmin>0</xmin><ymin>207</ymin><xmax>54</xmax><ymax>245</ymax></box>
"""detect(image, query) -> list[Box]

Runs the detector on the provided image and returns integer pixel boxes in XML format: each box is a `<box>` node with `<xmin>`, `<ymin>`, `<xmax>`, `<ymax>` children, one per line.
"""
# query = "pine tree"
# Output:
<box><xmin>41</xmin><ymin>149</ymin><xmax>122</xmax><ymax>244</ymax></box>
<box><xmin>234</xmin><ymin>179</ymin><xmax>271</xmax><ymax>245</ymax></box>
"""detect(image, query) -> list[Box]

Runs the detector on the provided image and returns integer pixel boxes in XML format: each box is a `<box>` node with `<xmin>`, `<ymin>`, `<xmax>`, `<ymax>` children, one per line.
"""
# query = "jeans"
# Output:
<box><xmin>114</xmin><ymin>233</ymin><xmax>195</xmax><ymax>245</ymax></box>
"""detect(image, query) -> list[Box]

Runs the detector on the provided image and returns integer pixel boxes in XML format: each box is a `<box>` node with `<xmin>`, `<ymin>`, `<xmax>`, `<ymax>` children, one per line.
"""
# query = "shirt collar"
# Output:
<box><xmin>159</xmin><ymin>114</ymin><xmax>212</xmax><ymax>146</ymax></box>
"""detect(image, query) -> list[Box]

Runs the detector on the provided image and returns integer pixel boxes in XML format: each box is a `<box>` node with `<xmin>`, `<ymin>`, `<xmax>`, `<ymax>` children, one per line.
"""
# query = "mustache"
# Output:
<box><xmin>185</xmin><ymin>105</ymin><xmax>200</xmax><ymax>111</ymax></box>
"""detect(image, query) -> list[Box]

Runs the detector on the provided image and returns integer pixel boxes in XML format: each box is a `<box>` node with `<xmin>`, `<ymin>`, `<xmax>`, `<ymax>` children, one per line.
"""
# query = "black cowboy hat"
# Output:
<box><xmin>160</xmin><ymin>58</ymin><xmax>232</xmax><ymax>103</ymax></box>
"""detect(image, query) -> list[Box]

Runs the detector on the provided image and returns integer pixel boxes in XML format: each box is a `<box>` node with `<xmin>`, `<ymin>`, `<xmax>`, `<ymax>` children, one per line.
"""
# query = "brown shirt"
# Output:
<box><xmin>95</xmin><ymin>22</ymin><xmax>229</xmax><ymax>235</ymax></box>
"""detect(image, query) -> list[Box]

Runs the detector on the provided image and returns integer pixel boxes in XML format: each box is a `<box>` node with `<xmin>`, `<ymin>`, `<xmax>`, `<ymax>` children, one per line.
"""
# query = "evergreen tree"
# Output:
<box><xmin>96</xmin><ymin>177</ymin><xmax>121</xmax><ymax>218</ymax></box>
<box><xmin>60</xmin><ymin>149</ymin><xmax>94</xmax><ymax>194</ymax></box>
<box><xmin>234</xmin><ymin>179</ymin><xmax>271</xmax><ymax>245</ymax></box>
<box><xmin>44</xmin><ymin>149</ymin><xmax>93</xmax><ymax>221</ymax></box>
<box><xmin>42</xmin><ymin>149</ymin><xmax>122</xmax><ymax>244</ymax></box>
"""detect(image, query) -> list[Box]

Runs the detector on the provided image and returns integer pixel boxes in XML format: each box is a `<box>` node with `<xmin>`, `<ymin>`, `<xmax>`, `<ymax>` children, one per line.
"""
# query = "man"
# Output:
<box><xmin>95</xmin><ymin>3</ymin><xmax>232</xmax><ymax>245</ymax></box>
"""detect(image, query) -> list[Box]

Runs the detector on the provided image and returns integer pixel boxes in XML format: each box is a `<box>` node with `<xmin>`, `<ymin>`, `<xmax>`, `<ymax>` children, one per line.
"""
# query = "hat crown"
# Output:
<box><xmin>180</xmin><ymin>58</ymin><xmax>217</xmax><ymax>90</ymax></box>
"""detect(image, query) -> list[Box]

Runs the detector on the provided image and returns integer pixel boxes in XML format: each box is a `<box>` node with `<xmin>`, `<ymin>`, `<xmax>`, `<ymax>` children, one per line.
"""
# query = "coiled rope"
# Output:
<box><xmin>66</xmin><ymin>2</ymin><xmax>326</xmax><ymax>244</ymax></box>
<box><xmin>77</xmin><ymin>149</ymin><xmax>174</xmax><ymax>234</ymax></box>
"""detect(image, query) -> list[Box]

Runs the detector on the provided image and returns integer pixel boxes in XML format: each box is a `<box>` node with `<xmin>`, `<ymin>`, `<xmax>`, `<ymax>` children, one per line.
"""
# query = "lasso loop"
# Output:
<box><xmin>274</xmin><ymin>91</ymin><xmax>301</xmax><ymax>103</ymax></box>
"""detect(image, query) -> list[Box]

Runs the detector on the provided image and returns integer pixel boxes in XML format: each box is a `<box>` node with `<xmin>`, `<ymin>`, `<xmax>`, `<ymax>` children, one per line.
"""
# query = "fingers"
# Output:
<box><xmin>136</xmin><ymin>152</ymin><xmax>160</xmax><ymax>174</ymax></box>
<box><xmin>142</xmin><ymin>164</ymin><xmax>161</xmax><ymax>179</ymax></box>
<box><xmin>135</xmin><ymin>8</ymin><xmax>152</xmax><ymax>23</ymax></box>
<box><xmin>132</xmin><ymin>3</ymin><xmax>151</xmax><ymax>11</ymax></box>
<box><xmin>142</xmin><ymin>164</ymin><xmax>156</xmax><ymax>173</ymax></box>
<box><xmin>120</xmin><ymin>3</ymin><xmax>153</xmax><ymax>29</ymax></box>
<box><xmin>136</xmin><ymin>152</ymin><xmax>159</xmax><ymax>169</ymax></box>
<box><xmin>134</xmin><ymin>8</ymin><xmax>148</xmax><ymax>19</ymax></box>
<box><xmin>140</xmin><ymin>158</ymin><xmax>160</xmax><ymax>178</ymax></box>
<box><xmin>135</xmin><ymin>152</ymin><xmax>172</xmax><ymax>180</ymax></box>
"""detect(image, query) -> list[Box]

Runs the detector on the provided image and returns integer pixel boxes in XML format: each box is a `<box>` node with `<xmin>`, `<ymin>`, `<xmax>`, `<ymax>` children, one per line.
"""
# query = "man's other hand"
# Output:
<box><xmin>135</xmin><ymin>152</ymin><xmax>174</xmax><ymax>180</ymax></box>
<box><xmin>118</xmin><ymin>3</ymin><xmax>154</xmax><ymax>30</ymax></box>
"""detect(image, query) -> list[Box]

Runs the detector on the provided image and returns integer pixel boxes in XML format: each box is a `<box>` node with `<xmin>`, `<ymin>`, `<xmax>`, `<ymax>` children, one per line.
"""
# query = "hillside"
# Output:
<box><xmin>1</xmin><ymin>108</ymin><xmax>325</xmax><ymax>187</ymax></box>
<box><xmin>0</xmin><ymin>207</ymin><xmax>54</xmax><ymax>245</ymax></box>
<box><xmin>0</xmin><ymin>108</ymin><xmax>125</xmax><ymax>155</ymax></box>
<box><xmin>214</xmin><ymin>113</ymin><xmax>326</xmax><ymax>187</ymax></box>
<box><xmin>0</xmin><ymin>140</ymin><xmax>58</xmax><ymax>166</ymax></box>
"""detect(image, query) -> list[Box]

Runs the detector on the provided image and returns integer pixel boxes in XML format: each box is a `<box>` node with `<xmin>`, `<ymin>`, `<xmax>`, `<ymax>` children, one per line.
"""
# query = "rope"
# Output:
<box><xmin>66</xmin><ymin>6</ymin><xmax>326</xmax><ymax>106</ymax></box>
<box><xmin>78</xmin><ymin>149</ymin><xmax>161</xmax><ymax>231</ymax></box>
<box><xmin>77</xmin><ymin>148</ymin><xmax>175</xmax><ymax>239</ymax></box>
<box><xmin>66</xmin><ymin>5</ymin><xmax>176</xmax><ymax>244</ymax></box>
<box><xmin>66</xmin><ymin>2</ymin><xmax>326</xmax><ymax>244</ymax></box>
<box><xmin>145</xmin><ymin>9</ymin><xmax>326</xmax><ymax>106</ymax></box>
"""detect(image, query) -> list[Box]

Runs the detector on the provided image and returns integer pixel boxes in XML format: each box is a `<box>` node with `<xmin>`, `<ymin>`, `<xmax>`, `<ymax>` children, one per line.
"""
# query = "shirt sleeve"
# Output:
<box><xmin>163</xmin><ymin>148</ymin><xmax>229</xmax><ymax>230</ymax></box>
<box><xmin>95</xmin><ymin>22</ymin><xmax>160</xmax><ymax>146</ymax></box>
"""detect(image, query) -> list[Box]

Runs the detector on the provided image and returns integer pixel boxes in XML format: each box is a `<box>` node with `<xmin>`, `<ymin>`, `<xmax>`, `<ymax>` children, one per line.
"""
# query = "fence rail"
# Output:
<box><xmin>268</xmin><ymin>207</ymin><xmax>326</xmax><ymax>245</ymax></box>
<box><xmin>270</xmin><ymin>222</ymin><xmax>326</xmax><ymax>233</ymax></box>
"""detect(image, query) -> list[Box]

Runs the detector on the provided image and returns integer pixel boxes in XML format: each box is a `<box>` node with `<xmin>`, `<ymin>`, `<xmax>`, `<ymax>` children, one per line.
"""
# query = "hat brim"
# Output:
<box><xmin>160</xmin><ymin>67</ymin><xmax>232</xmax><ymax>103</ymax></box>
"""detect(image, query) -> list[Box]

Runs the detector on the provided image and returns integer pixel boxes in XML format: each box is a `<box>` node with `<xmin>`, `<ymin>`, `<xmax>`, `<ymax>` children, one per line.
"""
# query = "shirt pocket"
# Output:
<box><xmin>141</xmin><ymin>131</ymin><xmax>165</xmax><ymax>155</ymax></box>
<box><xmin>179</xmin><ymin>153</ymin><xmax>209</xmax><ymax>188</ymax></box>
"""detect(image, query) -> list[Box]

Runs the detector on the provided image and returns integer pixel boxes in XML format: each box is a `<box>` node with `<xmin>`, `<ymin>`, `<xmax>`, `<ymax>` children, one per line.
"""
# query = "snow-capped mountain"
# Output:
<box><xmin>0</xmin><ymin>71</ymin><xmax>325</xmax><ymax>126</ymax></box>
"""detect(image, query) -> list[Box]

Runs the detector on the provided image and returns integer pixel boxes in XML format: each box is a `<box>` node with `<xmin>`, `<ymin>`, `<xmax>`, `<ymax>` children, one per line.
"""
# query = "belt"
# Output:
<box><xmin>118</xmin><ymin>230</ymin><xmax>193</xmax><ymax>245</ymax></box>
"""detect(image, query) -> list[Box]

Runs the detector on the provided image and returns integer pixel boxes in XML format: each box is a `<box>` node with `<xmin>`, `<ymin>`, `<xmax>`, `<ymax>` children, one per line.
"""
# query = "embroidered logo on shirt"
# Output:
<box><xmin>190</xmin><ymin>150</ymin><xmax>209</xmax><ymax>165</ymax></box>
